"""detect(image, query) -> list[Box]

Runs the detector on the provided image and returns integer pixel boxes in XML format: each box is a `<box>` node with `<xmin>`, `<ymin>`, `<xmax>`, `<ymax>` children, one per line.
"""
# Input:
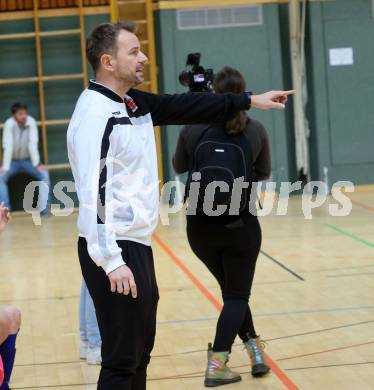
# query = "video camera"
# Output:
<box><xmin>178</xmin><ymin>53</ymin><xmax>215</xmax><ymax>93</ymax></box>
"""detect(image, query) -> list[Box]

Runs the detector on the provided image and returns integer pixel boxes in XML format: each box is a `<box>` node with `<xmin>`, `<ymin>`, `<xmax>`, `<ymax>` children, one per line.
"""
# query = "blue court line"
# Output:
<box><xmin>157</xmin><ymin>304</ymin><xmax>374</xmax><ymax>325</ymax></box>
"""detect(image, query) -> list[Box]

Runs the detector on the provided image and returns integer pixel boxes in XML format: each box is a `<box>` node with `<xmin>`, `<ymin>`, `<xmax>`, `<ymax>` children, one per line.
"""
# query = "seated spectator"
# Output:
<box><xmin>0</xmin><ymin>103</ymin><xmax>50</xmax><ymax>215</ymax></box>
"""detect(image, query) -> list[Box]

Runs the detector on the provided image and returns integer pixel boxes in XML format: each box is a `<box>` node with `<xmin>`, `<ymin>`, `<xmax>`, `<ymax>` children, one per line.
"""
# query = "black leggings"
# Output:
<box><xmin>187</xmin><ymin>214</ymin><xmax>261</xmax><ymax>352</ymax></box>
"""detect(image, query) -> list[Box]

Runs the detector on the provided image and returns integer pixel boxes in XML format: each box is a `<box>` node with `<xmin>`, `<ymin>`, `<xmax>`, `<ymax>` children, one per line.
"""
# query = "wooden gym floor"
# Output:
<box><xmin>0</xmin><ymin>186</ymin><xmax>374</xmax><ymax>390</ymax></box>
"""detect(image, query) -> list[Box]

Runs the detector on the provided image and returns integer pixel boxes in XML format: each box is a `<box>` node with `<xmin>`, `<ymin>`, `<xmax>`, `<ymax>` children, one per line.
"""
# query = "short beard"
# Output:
<box><xmin>17</xmin><ymin>119</ymin><xmax>27</xmax><ymax>127</ymax></box>
<box><xmin>134</xmin><ymin>75</ymin><xmax>144</xmax><ymax>85</ymax></box>
<box><xmin>124</xmin><ymin>75</ymin><xmax>143</xmax><ymax>89</ymax></box>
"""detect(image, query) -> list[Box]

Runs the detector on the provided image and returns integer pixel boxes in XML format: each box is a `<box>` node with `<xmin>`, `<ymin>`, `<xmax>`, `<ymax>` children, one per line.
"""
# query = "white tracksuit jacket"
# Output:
<box><xmin>67</xmin><ymin>80</ymin><xmax>250</xmax><ymax>274</ymax></box>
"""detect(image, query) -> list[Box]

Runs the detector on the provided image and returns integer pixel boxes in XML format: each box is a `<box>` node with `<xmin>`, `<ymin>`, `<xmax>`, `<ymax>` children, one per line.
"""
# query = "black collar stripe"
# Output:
<box><xmin>88</xmin><ymin>80</ymin><xmax>124</xmax><ymax>103</ymax></box>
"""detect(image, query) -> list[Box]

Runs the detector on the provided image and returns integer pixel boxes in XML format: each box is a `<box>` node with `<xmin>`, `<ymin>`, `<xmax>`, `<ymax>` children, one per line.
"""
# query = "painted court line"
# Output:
<box><xmin>327</xmin><ymin>271</ymin><xmax>374</xmax><ymax>278</ymax></box>
<box><xmin>12</xmin><ymin>383</ymin><xmax>97</xmax><ymax>389</ymax></box>
<box><xmin>325</xmin><ymin>224</ymin><xmax>374</xmax><ymax>248</ymax></box>
<box><xmin>254</xmin><ymin>305</ymin><xmax>374</xmax><ymax>317</ymax></box>
<box><xmin>267</xmin><ymin>319</ymin><xmax>374</xmax><ymax>341</ymax></box>
<box><xmin>153</xmin><ymin>233</ymin><xmax>300</xmax><ymax>390</ymax></box>
<box><xmin>155</xmin><ymin>319</ymin><xmax>374</xmax><ymax>359</ymax></box>
<box><xmin>277</xmin><ymin>340</ymin><xmax>374</xmax><ymax>361</ymax></box>
<box><xmin>285</xmin><ymin>361</ymin><xmax>374</xmax><ymax>371</ymax></box>
<box><xmin>157</xmin><ymin>305</ymin><xmax>374</xmax><ymax>325</ymax></box>
<box><xmin>260</xmin><ymin>250</ymin><xmax>305</xmax><ymax>281</ymax></box>
<box><xmin>351</xmin><ymin>199</ymin><xmax>374</xmax><ymax>212</ymax></box>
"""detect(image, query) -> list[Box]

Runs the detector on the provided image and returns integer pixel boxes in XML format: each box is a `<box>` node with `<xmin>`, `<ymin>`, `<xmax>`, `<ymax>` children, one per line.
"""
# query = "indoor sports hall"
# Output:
<box><xmin>0</xmin><ymin>1</ymin><xmax>373</xmax><ymax>390</ymax></box>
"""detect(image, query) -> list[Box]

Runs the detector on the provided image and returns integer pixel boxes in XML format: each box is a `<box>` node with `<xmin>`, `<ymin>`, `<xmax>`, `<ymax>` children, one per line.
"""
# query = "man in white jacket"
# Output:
<box><xmin>68</xmin><ymin>21</ymin><xmax>293</xmax><ymax>390</ymax></box>
<box><xmin>0</xmin><ymin>103</ymin><xmax>50</xmax><ymax>215</ymax></box>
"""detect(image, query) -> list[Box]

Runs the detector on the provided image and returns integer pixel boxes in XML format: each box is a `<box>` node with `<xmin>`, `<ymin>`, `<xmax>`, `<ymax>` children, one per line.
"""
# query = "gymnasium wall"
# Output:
<box><xmin>307</xmin><ymin>0</ymin><xmax>374</xmax><ymax>185</ymax></box>
<box><xmin>0</xmin><ymin>13</ymin><xmax>109</xmax><ymax>210</ymax></box>
<box><xmin>155</xmin><ymin>0</ymin><xmax>374</xmax><ymax>187</ymax></box>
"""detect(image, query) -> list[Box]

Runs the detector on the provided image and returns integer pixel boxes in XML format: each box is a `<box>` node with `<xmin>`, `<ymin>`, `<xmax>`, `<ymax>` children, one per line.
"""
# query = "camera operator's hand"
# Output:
<box><xmin>251</xmin><ymin>90</ymin><xmax>295</xmax><ymax>110</ymax></box>
<box><xmin>108</xmin><ymin>264</ymin><xmax>137</xmax><ymax>298</ymax></box>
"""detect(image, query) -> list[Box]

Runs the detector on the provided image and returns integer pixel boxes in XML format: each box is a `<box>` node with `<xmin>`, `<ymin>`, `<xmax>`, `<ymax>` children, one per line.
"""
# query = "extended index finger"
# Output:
<box><xmin>275</xmin><ymin>90</ymin><xmax>296</xmax><ymax>96</ymax></box>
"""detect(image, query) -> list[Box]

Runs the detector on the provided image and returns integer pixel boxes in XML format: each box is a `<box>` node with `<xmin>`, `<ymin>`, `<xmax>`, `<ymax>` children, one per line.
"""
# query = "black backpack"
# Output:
<box><xmin>185</xmin><ymin>125</ymin><xmax>253</xmax><ymax>215</ymax></box>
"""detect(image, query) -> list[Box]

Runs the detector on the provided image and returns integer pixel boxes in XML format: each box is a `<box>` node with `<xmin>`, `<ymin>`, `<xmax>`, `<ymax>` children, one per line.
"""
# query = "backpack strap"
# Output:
<box><xmin>184</xmin><ymin>125</ymin><xmax>212</xmax><ymax>203</ymax></box>
<box><xmin>187</xmin><ymin>125</ymin><xmax>212</xmax><ymax>172</ymax></box>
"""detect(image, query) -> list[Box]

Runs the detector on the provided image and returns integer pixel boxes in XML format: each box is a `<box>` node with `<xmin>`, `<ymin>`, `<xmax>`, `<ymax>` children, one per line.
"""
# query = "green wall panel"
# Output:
<box><xmin>308</xmin><ymin>0</ymin><xmax>374</xmax><ymax>185</ymax></box>
<box><xmin>41</xmin><ymin>35</ymin><xmax>82</xmax><ymax>76</ymax></box>
<box><xmin>47</xmin><ymin>125</ymin><xmax>70</xmax><ymax>165</ymax></box>
<box><xmin>44</xmin><ymin>79</ymin><xmax>83</xmax><ymax>119</ymax></box>
<box><xmin>322</xmin><ymin>0</ymin><xmax>372</xmax><ymax>20</ymax></box>
<box><xmin>0</xmin><ymin>19</ymin><xmax>34</xmax><ymax>33</ymax></box>
<box><xmin>39</xmin><ymin>15</ymin><xmax>79</xmax><ymax>30</ymax></box>
<box><xmin>0</xmin><ymin>39</ymin><xmax>37</xmax><ymax>79</ymax></box>
<box><xmin>325</xmin><ymin>19</ymin><xmax>374</xmax><ymax>166</ymax></box>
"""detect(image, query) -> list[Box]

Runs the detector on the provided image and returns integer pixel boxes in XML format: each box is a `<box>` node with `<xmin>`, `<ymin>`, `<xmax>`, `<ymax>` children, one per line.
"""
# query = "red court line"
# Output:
<box><xmin>153</xmin><ymin>233</ymin><xmax>300</xmax><ymax>390</ymax></box>
<box><xmin>351</xmin><ymin>200</ymin><xmax>374</xmax><ymax>212</ymax></box>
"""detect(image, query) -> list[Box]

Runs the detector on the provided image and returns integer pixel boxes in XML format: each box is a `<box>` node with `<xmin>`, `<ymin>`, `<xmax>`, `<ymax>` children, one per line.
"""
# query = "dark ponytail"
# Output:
<box><xmin>213</xmin><ymin>66</ymin><xmax>249</xmax><ymax>135</ymax></box>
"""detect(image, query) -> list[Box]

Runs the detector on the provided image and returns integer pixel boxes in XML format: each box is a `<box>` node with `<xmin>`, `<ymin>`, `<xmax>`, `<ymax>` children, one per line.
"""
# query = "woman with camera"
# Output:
<box><xmin>173</xmin><ymin>67</ymin><xmax>272</xmax><ymax>387</ymax></box>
